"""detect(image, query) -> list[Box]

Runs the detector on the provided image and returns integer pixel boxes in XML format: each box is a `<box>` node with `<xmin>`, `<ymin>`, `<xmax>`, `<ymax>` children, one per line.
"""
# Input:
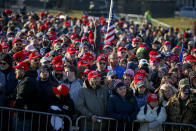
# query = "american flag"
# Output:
<box><xmin>104</xmin><ymin>0</ymin><xmax>115</xmax><ymax>43</ymax></box>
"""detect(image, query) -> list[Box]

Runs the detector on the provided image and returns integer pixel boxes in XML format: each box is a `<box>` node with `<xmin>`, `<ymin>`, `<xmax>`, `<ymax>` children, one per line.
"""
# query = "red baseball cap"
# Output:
<box><xmin>13</xmin><ymin>62</ymin><xmax>29</xmax><ymax>71</ymax></box>
<box><xmin>139</xmin><ymin>44</ymin><xmax>147</xmax><ymax>50</ymax></box>
<box><xmin>134</xmin><ymin>73</ymin><xmax>145</xmax><ymax>84</ymax></box>
<box><xmin>53</xmin><ymin>84</ymin><xmax>69</xmax><ymax>96</ymax></box>
<box><xmin>149</xmin><ymin>50</ymin><xmax>158</xmax><ymax>58</ymax></box>
<box><xmin>53</xmin><ymin>63</ymin><xmax>64</xmax><ymax>71</ymax></box>
<box><xmin>147</xmin><ymin>93</ymin><xmax>158</xmax><ymax>103</ymax></box>
<box><xmin>117</xmin><ymin>47</ymin><xmax>127</xmax><ymax>52</ymax></box>
<box><xmin>51</xmin><ymin>55</ymin><xmax>63</xmax><ymax>64</ymax></box>
<box><xmin>149</xmin><ymin>57</ymin><xmax>160</xmax><ymax>62</ymax></box>
<box><xmin>13</xmin><ymin>50</ymin><xmax>29</xmax><ymax>62</ymax></box>
<box><xmin>186</xmin><ymin>55</ymin><xmax>196</xmax><ymax>62</ymax></box>
<box><xmin>70</xmin><ymin>34</ymin><xmax>77</xmax><ymax>40</ymax></box>
<box><xmin>81</xmin><ymin>52</ymin><xmax>94</xmax><ymax>60</ymax></box>
<box><xmin>137</xmin><ymin>69</ymin><xmax>147</xmax><ymax>76</ymax></box>
<box><xmin>132</xmin><ymin>38</ymin><xmax>140</xmax><ymax>43</ymax></box>
<box><xmin>163</xmin><ymin>41</ymin><xmax>171</xmax><ymax>46</ymax></box>
<box><xmin>67</xmin><ymin>47</ymin><xmax>77</xmax><ymax>54</ymax></box>
<box><xmin>77</xmin><ymin>60</ymin><xmax>89</xmax><ymax>68</ymax></box>
<box><xmin>81</xmin><ymin>36</ymin><xmax>88</xmax><ymax>42</ymax></box>
<box><xmin>52</xmin><ymin>38</ymin><xmax>63</xmax><ymax>47</ymax></box>
<box><xmin>29</xmin><ymin>51</ymin><xmax>42</xmax><ymax>60</ymax></box>
<box><xmin>88</xmin><ymin>70</ymin><xmax>101</xmax><ymax>80</ymax></box>
<box><xmin>1</xmin><ymin>42</ymin><xmax>9</xmax><ymax>49</ymax></box>
<box><xmin>12</xmin><ymin>38</ymin><xmax>22</xmax><ymax>45</ymax></box>
<box><xmin>96</xmin><ymin>54</ymin><xmax>108</xmax><ymax>62</ymax></box>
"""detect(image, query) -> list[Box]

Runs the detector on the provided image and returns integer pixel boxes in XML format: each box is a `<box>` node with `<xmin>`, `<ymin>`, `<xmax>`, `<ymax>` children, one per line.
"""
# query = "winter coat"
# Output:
<box><xmin>0</xmin><ymin>72</ymin><xmax>6</xmax><ymax>106</ymax></box>
<box><xmin>137</xmin><ymin>104</ymin><xmax>167</xmax><ymax>131</ymax></box>
<box><xmin>64</xmin><ymin>78</ymin><xmax>82</xmax><ymax>108</ymax></box>
<box><xmin>165</xmin><ymin>93</ymin><xmax>196</xmax><ymax>125</ymax></box>
<box><xmin>37</xmin><ymin>75</ymin><xmax>59</xmax><ymax>111</ymax></box>
<box><xmin>14</xmin><ymin>70</ymin><xmax>40</xmax><ymax>110</ymax></box>
<box><xmin>107</xmin><ymin>94</ymin><xmax>138</xmax><ymax>131</ymax></box>
<box><xmin>49</xmin><ymin>95</ymin><xmax>75</xmax><ymax>131</ymax></box>
<box><xmin>77</xmin><ymin>80</ymin><xmax>108</xmax><ymax>130</ymax></box>
<box><xmin>135</xmin><ymin>92</ymin><xmax>150</xmax><ymax>109</ymax></box>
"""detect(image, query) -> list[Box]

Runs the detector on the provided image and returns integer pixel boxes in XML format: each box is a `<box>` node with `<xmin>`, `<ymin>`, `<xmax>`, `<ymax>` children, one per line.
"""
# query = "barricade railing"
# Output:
<box><xmin>0</xmin><ymin>106</ymin><xmax>72</xmax><ymax>131</ymax></box>
<box><xmin>75</xmin><ymin>115</ymin><xmax>196</xmax><ymax>131</ymax></box>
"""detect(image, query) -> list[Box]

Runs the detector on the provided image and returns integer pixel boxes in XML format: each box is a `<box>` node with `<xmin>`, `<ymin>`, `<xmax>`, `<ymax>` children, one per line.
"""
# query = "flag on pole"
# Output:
<box><xmin>179</xmin><ymin>44</ymin><xmax>184</xmax><ymax>62</ymax></box>
<box><xmin>104</xmin><ymin>0</ymin><xmax>115</xmax><ymax>43</ymax></box>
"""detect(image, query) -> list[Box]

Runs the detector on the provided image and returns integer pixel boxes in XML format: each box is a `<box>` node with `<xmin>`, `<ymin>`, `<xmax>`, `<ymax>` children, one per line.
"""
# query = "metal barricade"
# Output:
<box><xmin>0</xmin><ymin>106</ymin><xmax>72</xmax><ymax>131</ymax></box>
<box><xmin>75</xmin><ymin>116</ymin><xmax>196</xmax><ymax>131</ymax></box>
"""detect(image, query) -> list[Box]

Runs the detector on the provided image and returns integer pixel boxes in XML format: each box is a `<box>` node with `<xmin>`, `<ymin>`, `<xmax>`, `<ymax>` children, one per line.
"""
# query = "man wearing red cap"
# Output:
<box><xmin>29</xmin><ymin>51</ymin><xmax>42</xmax><ymax>70</ymax></box>
<box><xmin>96</xmin><ymin>54</ymin><xmax>108</xmax><ymax>77</ymax></box>
<box><xmin>9</xmin><ymin>38</ymin><xmax>23</xmax><ymax>57</ymax></box>
<box><xmin>117</xmin><ymin>47</ymin><xmax>127</xmax><ymax>59</ymax></box>
<box><xmin>12</xmin><ymin>61</ymin><xmax>40</xmax><ymax>112</ymax></box>
<box><xmin>77</xmin><ymin>70</ymin><xmax>108</xmax><ymax>131</ymax></box>
<box><xmin>64</xmin><ymin>46</ymin><xmax>77</xmax><ymax>65</ymax></box>
<box><xmin>52</xmin><ymin>63</ymin><xmax>66</xmax><ymax>84</ymax></box>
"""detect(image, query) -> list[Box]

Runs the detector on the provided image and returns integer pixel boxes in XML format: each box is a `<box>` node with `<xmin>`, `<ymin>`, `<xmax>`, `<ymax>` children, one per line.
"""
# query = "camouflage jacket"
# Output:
<box><xmin>165</xmin><ymin>93</ymin><xmax>196</xmax><ymax>125</ymax></box>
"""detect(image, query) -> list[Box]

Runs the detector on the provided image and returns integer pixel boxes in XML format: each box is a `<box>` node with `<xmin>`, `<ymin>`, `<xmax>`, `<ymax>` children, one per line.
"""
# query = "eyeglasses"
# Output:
<box><xmin>0</xmin><ymin>62</ymin><xmax>7</xmax><ymax>65</ymax></box>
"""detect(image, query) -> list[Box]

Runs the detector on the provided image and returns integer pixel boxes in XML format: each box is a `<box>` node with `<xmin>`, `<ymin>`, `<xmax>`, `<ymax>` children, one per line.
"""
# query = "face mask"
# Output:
<box><xmin>182</xmin><ymin>87</ymin><xmax>190</xmax><ymax>94</ymax></box>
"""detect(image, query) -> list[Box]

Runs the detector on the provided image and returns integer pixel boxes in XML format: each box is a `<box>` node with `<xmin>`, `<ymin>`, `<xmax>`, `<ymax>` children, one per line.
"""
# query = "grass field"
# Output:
<box><xmin>35</xmin><ymin>9</ymin><xmax>195</xmax><ymax>30</ymax></box>
<box><xmin>35</xmin><ymin>9</ymin><xmax>83</xmax><ymax>18</ymax></box>
<box><xmin>157</xmin><ymin>17</ymin><xmax>195</xmax><ymax>30</ymax></box>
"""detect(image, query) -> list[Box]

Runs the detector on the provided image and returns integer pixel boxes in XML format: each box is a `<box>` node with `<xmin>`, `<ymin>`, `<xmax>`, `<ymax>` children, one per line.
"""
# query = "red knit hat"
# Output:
<box><xmin>53</xmin><ymin>84</ymin><xmax>69</xmax><ymax>96</ymax></box>
<box><xmin>66</xmin><ymin>47</ymin><xmax>77</xmax><ymax>54</ymax></box>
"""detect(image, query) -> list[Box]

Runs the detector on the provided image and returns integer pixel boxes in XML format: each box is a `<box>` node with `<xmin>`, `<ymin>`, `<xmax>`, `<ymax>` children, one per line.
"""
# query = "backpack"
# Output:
<box><xmin>144</xmin><ymin>104</ymin><xmax>162</xmax><ymax>116</ymax></box>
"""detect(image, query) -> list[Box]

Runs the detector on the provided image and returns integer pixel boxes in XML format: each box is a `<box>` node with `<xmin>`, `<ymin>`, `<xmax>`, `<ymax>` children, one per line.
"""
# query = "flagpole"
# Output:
<box><xmin>107</xmin><ymin>0</ymin><xmax>113</xmax><ymax>31</ymax></box>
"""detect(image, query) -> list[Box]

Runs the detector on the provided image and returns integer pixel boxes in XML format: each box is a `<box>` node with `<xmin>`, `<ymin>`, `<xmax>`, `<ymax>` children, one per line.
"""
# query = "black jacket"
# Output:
<box><xmin>37</xmin><ymin>75</ymin><xmax>58</xmax><ymax>111</ymax></box>
<box><xmin>14</xmin><ymin>70</ymin><xmax>39</xmax><ymax>110</ymax></box>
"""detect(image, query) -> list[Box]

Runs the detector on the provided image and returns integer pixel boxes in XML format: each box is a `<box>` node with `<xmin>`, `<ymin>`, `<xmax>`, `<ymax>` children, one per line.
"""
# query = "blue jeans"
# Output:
<box><xmin>12</xmin><ymin>116</ymin><xmax>31</xmax><ymax>131</ymax></box>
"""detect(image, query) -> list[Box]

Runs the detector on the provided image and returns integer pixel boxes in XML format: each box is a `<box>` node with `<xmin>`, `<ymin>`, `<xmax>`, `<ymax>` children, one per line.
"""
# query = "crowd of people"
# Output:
<box><xmin>0</xmin><ymin>7</ymin><xmax>196</xmax><ymax>131</ymax></box>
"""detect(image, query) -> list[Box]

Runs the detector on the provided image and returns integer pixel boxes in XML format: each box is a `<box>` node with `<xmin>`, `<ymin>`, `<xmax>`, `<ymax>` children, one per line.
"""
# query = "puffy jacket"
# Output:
<box><xmin>137</xmin><ymin>104</ymin><xmax>167</xmax><ymax>131</ymax></box>
<box><xmin>165</xmin><ymin>93</ymin><xmax>196</xmax><ymax>125</ymax></box>
<box><xmin>107</xmin><ymin>94</ymin><xmax>138</xmax><ymax>131</ymax></box>
<box><xmin>77</xmin><ymin>80</ymin><xmax>108</xmax><ymax>130</ymax></box>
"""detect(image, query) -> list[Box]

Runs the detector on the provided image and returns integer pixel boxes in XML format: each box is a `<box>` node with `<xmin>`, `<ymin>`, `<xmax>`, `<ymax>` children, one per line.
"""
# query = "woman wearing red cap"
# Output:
<box><xmin>137</xmin><ymin>93</ymin><xmax>167</xmax><ymax>131</ymax></box>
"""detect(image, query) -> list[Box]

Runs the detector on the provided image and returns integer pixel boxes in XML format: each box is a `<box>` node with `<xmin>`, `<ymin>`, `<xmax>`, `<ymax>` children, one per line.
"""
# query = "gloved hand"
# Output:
<box><xmin>145</xmin><ymin>115</ymin><xmax>154</xmax><ymax>122</ymax></box>
<box><xmin>149</xmin><ymin>120</ymin><xmax>161</xmax><ymax>128</ymax></box>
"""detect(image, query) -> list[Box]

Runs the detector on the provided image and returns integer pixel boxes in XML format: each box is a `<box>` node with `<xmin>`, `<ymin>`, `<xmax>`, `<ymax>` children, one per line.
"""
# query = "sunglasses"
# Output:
<box><xmin>0</xmin><ymin>62</ymin><xmax>7</xmax><ymax>65</ymax></box>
